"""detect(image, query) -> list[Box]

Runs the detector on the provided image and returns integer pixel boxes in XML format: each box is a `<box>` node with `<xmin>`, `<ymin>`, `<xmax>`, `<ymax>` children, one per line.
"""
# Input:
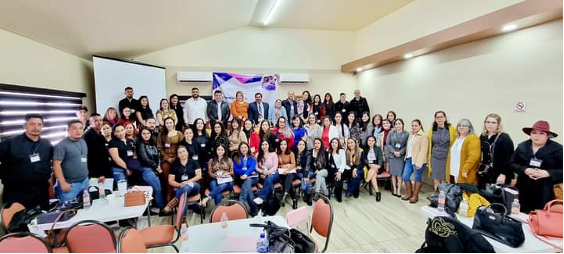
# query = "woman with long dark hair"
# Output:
<box><xmin>156</xmin><ymin>99</ymin><xmax>177</xmax><ymax>127</ymax></box>
<box><xmin>346</xmin><ymin>112</ymin><xmax>362</xmax><ymax>143</ymax></box>
<box><xmin>293</xmin><ymin>139</ymin><xmax>312</xmax><ymax>205</ymax></box>
<box><xmin>207</xmin><ymin>144</ymin><xmax>234</xmax><ymax>205</ymax></box>
<box><xmin>312</xmin><ymin>94</ymin><xmax>325</xmax><ymax>124</ymax></box>
<box><xmin>427</xmin><ymin>110</ymin><xmax>456</xmax><ymax>190</ymax></box>
<box><xmin>386</xmin><ymin>119</ymin><xmax>409</xmax><ymax>197</ymax></box>
<box><xmin>210</xmin><ymin>122</ymin><xmax>230</xmax><ymax>157</ymax></box>
<box><xmin>359</xmin><ymin>112</ymin><xmax>371</xmax><ymax>147</ymax></box>
<box><xmin>228</xmin><ymin>119</ymin><xmax>247</xmax><ymax>154</ymax></box>
<box><xmin>298</xmin><ymin>91</ymin><xmax>313</xmax><ymax>124</ymax></box>
<box><xmin>157</xmin><ymin>117</ymin><xmax>184</xmax><ymax>201</ymax></box>
<box><xmin>253</xmin><ymin>140</ymin><xmax>279</xmax><ymax>205</ymax></box>
<box><xmin>333</xmin><ymin>112</ymin><xmax>349</xmax><ymax>147</ymax></box>
<box><xmin>169</xmin><ymin>94</ymin><xmax>185</xmax><ymax>131</ymax></box>
<box><xmin>291</xmin><ymin>116</ymin><xmax>308</xmax><ymax>147</ymax></box>
<box><xmin>345</xmin><ymin>138</ymin><xmax>363</xmax><ymax>199</ymax></box>
<box><xmin>323</xmin><ymin>93</ymin><xmax>335</xmax><ymax>120</ymax></box>
<box><xmin>277</xmin><ymin>139</ymin><xmax>297</xmax><ymax>203</ymax></box>
<box><xmin>308</xmin><ymin>138</ymin><xmax>328</xmax><ymax>200</ymax></box>
<box><xmin>361</xmin><ymin>136</ymin><xmax>384</xmax><ymax>202</ymax></box>
<box><xmin>136</xmin><ymin>96</ymin><xmax>154</xmax><ymax>127</ymax></box>
<box><xmin>258</xmin><ymin>120</ymin><xmax>276</xmax><ymax>148</ymax></box>
<box><xmin>327</xmin><ymin>138</ymin><xmax>346</xmax><ymax>202</ymax></box>
<box><xmin>243</xmin><ymin>119</ymin><xmax>260</xmax><ymax>156</ymax></box>
<box><xmin>232</xmin><ymin>142</ymin><xmax>258</xmax><ymax>216</ymax></box>
<box><xmin>137</xmin><ymin>128</ymin><xmax>164</xmax><ymax>213</ymax></box>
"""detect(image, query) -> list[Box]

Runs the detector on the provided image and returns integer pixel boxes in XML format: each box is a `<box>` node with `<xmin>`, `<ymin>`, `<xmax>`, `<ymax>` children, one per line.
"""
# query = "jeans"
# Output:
<box><xmin>257</xmin><ymin>171</ymin><xmax>280</xmax><ymax>200</ymax></box>
<box><xmin>173</xmin><ymin>183</ymin><xmax>200</xmax><ymax>216</ymax></box>
<box><xmin>280</xmin><ymin>173</ymin><xmax>298</xmax><ymax>194</ymax></box>
<box><xmin>141</xmin><ymin>167</ymin><xmax>164</xmax><ymax>208</ymax></box>
<box><xmin>239</xmin><ymin>177</ymin><xmax>258</xmax><ymax>215</ymax></box>
<box><xmin>55</xmin><ymin>178</ymin><xmax>90</xmax><ymax>202</ymax></box>
<box><xmin>295</xmin><ymin>172</ymin><xmax>312</xmax><ymax>194</ymax></box>
<box><xmin>402</xmin><ymin>157</ymin><xmax>426</xmax><ymax>182</ymax></box>
<box><xmin>315</xmin><ymin>169</ymin><xmax>329</xmax><ymax>195</ymax></box>
<box><xmin>112</xmin><ymin>167</ymin><xmax>128</xmax><ymax>184</ymax></box>
<box><xmin>347</xmin><ymin>167</ymin><xmax>364</xmax><ymax>198</ymax></box>
<box><xmin>209</xmin><ymin>180</ymin><xmax>233</xmax><ymax>205</ymax></box>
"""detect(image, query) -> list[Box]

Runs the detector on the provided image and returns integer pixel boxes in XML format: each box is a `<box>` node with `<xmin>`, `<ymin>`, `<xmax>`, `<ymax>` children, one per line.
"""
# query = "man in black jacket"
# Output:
<box><xmin>282</xmin><ymin>90</ymin><xmax>298</xmax><ymax>122</ymax></box>
<box><xmin>334</xmin><ymin>93</ymin><xmax>349</xmax><ymax>117</ymax></box>
<box><xmin>83</xmin><ymin>113</ymin><xmax>112</xmax><ymax>183</ymax></box>
<box><xmin>0</xmin><ymin>114</ymin><xmax>53</xmax><ymax>210</ymax></box>
<box><xmin>349</xmin><ymin>89</ymin><xmax>370</xmax><ymax>118</ymax></box>
<box><xmin>118</xmin><ymin>86</ymin><xmax>139</xmax><ymax>123</ymax></box>
<box><xmin>207</xmin><ymin>90</ymin><xmax>230</xmax><ymax>126</ymax></box>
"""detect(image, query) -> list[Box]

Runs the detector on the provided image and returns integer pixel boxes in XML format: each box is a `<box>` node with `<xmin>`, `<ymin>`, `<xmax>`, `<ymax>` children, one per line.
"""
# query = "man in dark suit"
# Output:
<box><xmin>248</xmin><ymin>93</ymin><xmax>269</xmax><ymax>124</ymax></box>
<box><xmin>282</xmin><ymin>90</ymin><xmax>298</xmax><ymax>123</ymax></box>
<box><xmin>207</xmin><ymin>90</ymin><xmax>231</xmax><ymax>126</ymax></box>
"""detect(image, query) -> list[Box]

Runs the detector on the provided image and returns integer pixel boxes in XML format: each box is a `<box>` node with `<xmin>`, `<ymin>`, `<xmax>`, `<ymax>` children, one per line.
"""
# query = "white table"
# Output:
<box><xmin>28</xmin><ymin>194</ymin><xmax>150</xmax><ymax>237</ymax></box>
<box><xmin>421</xmin><ymin>206</ymin><xmax>563</xmax><ymax>253</ymax></box>
<box><xmin>181</xmin><ymin>216</ymin><xmax>289</xmax><ymax>253</ymax></box>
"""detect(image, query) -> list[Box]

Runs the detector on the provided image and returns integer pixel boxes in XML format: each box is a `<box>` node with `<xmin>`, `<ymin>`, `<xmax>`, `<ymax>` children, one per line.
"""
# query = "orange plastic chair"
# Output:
<box><xmin>139</xmin><ymin>193</ymin><xmax>185</xmax><ymax>253</ymax></box>
<box><xmin>64</xmin><ymin>220</ymin><xmax>116</xmax><ymax>253</ymax></box>
<box><xmin>1</xmin><ymin>202</ymin><xmax>25</xmax><ymax>232</ymax></box>
<box><xmin>210</xmin><ymin>200</ymin><xmax>248</xmax><ymax>223</ymax></box>
<box><xmin>117</xmin><ymin>228</ymin><xmax>147</xmax><ymax>253</ymax></box>
<box><xmin>0</xmin><ymin>232</ymin><xmax>52</xmax><ymax>253</ymax></box>
<box><xmin>310</xmin><ymin>196</ymin><xmax>334</xmax><ymax>253</ymax></box>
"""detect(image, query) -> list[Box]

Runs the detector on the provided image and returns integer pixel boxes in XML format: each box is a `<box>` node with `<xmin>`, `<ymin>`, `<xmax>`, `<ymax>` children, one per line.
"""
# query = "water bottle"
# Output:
<box><xmin>83</xmin><ymin>190</ymin><xmax>91</xmax><ymax>209</ymax></box>
<box><xmin>220</xmin><ymin>212</ymin><xmax>229</xmax><ymax>229</ymax></box>
<box><xmin>511</xmin><ymin>199</ymin><xmax>520</xmax><ymax>215</ymax></box>
<box><xmin>459</xmin><ymin>198</ymin><xmax>469</xmax><ymax>217</ymax></box>
<box><xmin>438</xmin><ymin>190</ymin><xmax>446</xmax><ymax>213</ymax></box>
<box><xmin>98</xmin><ymin>183</ymin><xmax>107</xmax><ymax>204</ymax></box>
<box><xmin>256</xmin><ymin>232</ymin><xmax>269</xmax><ymax>253</ymax></box>
<box><xmin>180</xmin><ymin>223</ymin><xmax>189</xmax><ymax>251</ymax></box>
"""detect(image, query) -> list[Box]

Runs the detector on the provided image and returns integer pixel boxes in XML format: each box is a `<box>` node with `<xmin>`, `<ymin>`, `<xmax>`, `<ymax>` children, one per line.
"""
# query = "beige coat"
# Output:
<box><xmin>409</xmin><ymin>129</ymin><xmax>429</xmax><ymax>168</ymax></box>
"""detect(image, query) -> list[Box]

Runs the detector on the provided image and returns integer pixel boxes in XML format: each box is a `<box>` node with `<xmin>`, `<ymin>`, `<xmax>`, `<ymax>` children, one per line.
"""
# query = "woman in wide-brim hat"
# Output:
<box><xmin>509</xmin><ymin>120</ymin><xmax>562</xmax><ymax>213</ymax></box>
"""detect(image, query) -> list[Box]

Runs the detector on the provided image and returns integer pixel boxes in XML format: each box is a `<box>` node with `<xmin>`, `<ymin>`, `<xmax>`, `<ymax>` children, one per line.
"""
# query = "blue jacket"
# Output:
<box><xmin>232</xmin><ymin>156</ymin><xmax>257</xmax><ymax>176</ymax></box>
<box><xmin>248</xmin><ymin>101</ymin><xmax>270</xmax><ymax>124</ymax></box>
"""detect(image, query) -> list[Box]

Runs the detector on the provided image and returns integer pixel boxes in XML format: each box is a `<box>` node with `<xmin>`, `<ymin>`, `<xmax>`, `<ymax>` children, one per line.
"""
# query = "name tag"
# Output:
<box><xmin>29</xmin><ymin>154</ymin><xmax>40</xmax><ymax>163</ymax></box>
<box><xmin>127</xmin><ymin>150</ymin><xmax>134</xmax><ymax>157</ymax></box>
<box><xmin>331</xmin><ymin>164</ymin><xmax>336</xmax><ymax>169</ymax></box>
<box><xmin>314</xmin><ymin>112</ymin><xmax>318</xmax><ymax>115</ymax></box>
<box><xmin>130</xmin><ymin>109</ymin><xmax>136</xmax><ymax>113</ymax></box>
<box><xmin>81</xmin><ymin>157</ymin><xmax>87</xmax><ymax>163</ymax></box>
<box><xmin>200</xmin><ymin>143</ymin><xmax>206</xmax><ymax>148</ymax></box>
<box><xmin>181</xmin><ymin>175</ymin><xmax>189</xmax><ymax>181</ymax></box>
<box><xmin>530</xmin><ymin>158</ymin><xmax>542</xmax><ymax>167</ymax></box>
<box><xmin>291</xmin><ymin>106</ymin><xmax>294</xmax><ymax>110</ymax></box>
<box><xmin>342</xmin><ymin>109</ymin><xmax>346</xmax><ymax>112</ymax></box>
<box><xmin>395</xmin><ymin>143</ymin><xmax>401</xmax><ymax>149</ymax></box>
<box><xmin>192</xmin><ymin>155</ymin><xmax>198</xmax><ymax>160</ymax></box>
<box><xmin>165</xmin><ymin>143</ymin><xmax>171</xmax><ymax>148</ymax></box>
<box><xmin>243</xmin><ymin>167</ymin><xmax>248</xmax><ymax>171</ymax></box>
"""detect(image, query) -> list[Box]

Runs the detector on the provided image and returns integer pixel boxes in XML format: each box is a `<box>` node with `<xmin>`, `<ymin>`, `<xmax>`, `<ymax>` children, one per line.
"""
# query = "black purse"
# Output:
<box><xmin>250</xmin><ymin>221</ymin><xmax>294</xmax><ymax>253</ymax></box>
<box><xmin>289</xmin><ymin>228</ymin><xmax>315</xmax><ymax>253</ymax></box>
<box><xmin>7</xmin><ymin>205</ymin><xmax>43</xmax><ymax>232</ymax></box>
<box><xmin>473</xmin><ymin>203</ymin><xmax>525</xmax><ymax>248</ymax></box>
<box><xmin>427</xmin><ymin>183</ymin><xmax>462</xmax><ymax>215</ymax></box>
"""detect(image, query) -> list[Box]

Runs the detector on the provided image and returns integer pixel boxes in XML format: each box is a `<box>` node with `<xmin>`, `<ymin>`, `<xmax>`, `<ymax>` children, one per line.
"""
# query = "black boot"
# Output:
<box><xmin>376</xmin><ymin>192</ymin><xmax>381</xmax><ymax>202</ymax></box>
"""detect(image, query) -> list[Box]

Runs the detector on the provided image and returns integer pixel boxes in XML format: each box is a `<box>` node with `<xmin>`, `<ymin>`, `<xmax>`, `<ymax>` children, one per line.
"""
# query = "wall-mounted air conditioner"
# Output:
<box><xmin>177</xmin><ymin>72</ymin><xmax>213</xmax><ymax>83</ymax></box>
<box><xmin>177</xmin><ymin>72</ymin><xmax>310</xmax><ymax>84</ymax></box>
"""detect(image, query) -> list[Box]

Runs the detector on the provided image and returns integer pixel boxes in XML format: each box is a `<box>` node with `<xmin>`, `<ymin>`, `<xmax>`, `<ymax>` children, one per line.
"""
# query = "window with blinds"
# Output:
<box><xmin>0</xmin><ymin>84</ymin><xmax>86</xmax><ymax>145</ymax></box>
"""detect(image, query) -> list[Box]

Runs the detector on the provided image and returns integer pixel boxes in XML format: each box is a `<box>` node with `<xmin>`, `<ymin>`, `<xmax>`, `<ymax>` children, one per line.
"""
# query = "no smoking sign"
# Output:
<box><xmin>515</xmin><ymin>101</ymin><xmax>526</xmax><ymax>112</ymax></box>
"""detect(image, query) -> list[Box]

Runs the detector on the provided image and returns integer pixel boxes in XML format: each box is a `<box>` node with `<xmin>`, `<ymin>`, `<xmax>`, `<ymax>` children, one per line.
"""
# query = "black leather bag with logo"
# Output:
<box><xmin>416</xmin><ymin>216</ymin><xmax>494</xmax><ymax>253</ymax></box>
<box><xmin>473</xmin><ymin>203</ymin><xmax>525</xmax><ymax>248</ymax></box>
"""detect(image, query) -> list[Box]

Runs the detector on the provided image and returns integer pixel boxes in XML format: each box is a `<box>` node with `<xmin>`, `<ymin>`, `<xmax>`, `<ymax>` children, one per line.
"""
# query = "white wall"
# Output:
<box><xmin>355</xmin><ymin>0</ymin><xmax>523</xmax><ymax>59</ymax></box>
<box><xmin>0</xmin><ymin>28</ymin><xmax>94</xmax><ymax>109</ymax></box>
<box><xmin>356</xmin><ymin>19</ymin><xmax>563</xmax><ymax>144</ymax></box>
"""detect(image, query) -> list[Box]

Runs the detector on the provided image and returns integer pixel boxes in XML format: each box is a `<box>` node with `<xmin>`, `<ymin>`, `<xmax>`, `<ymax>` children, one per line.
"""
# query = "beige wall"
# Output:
<box><xmin>0</xmin><ymin>28</ymin><xmax>94</xmax><ymax>109</ymax></box>
<box><xmin>356</xmin><ymin>19</ymin><xmax>563</xmax><ymax>144</ymax></box>
<box><xmin>355</xmin><ymin>0</ymin><xmax>523</xmax><ymax>59</ymax></box>
<box><xmin>135</xmin><ymin>26</ymin><xmax>357</xmax><ymax>98</ymax></box>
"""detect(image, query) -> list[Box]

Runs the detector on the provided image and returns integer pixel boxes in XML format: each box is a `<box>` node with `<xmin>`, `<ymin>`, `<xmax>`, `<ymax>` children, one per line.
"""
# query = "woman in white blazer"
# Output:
<box><xmin>326</xmin><ymin>138</ymin><xmax>347</xmax><ymax>202</ymax></box>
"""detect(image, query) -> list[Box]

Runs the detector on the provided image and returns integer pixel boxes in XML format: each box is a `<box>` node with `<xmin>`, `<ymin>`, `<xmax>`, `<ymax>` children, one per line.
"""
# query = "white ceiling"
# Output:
<box><xmin>0</xmin><ymin>0</ymin><xmax>412</xmax><ymax>59</ymax></box>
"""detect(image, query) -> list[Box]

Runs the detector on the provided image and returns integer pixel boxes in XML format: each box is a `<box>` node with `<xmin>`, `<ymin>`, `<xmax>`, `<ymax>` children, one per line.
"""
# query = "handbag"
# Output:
<box><xmin>473</xmin><ymin>203</ymin><xmax>525</xmax><ymax>248</ymax></box>
<box><xmin>529</xmin><ymin>200</ymin><xmax>563</xmax><ymax>238</ymax></box>
<box><xmin>427</xmin><ymin>183</ymin><xmax>462</xmax><ymax>216</ymax></box>
<box><xmin>250</xmin><ymin>221</ymin><xmax>295</xmax><ymax>253</ymax></box>
<box><xmin>477</xmin><ymin>134</ymin><xmax>501</xmax><ymax>182</ymax></box>
<box><xmin>7</xmin><ymin>205</ymin><xmax>43</xmax><ymax>232</ymax></box>
<box><xmin>554</xmin><ymin>183</ymin><xmax>563</xmax><ymax>200</ymax></box>
<box><xmin>289</xmin><ymin>228</ymin><xmax>315</xmax><ymax>253</ymax></box>
<box><xmin>124</xmin><ymin>191</ymin><xmax>146</xmax><ymax>207</ymax></box>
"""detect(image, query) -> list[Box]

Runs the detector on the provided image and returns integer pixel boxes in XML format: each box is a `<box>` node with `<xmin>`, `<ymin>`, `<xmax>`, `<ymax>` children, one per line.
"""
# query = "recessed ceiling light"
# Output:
<box><xmin>264</xmin><ymin>0</ymin><xmax>282</xmax><ymax>25</ymax></box>
<box><xmin>404</xmin><ymin>54</ymin><xmax>413</xmax><ymax>59</ymax></box>
<box><xmin>502</xmin><ymin>24</ymin><xmax>517</xmax><ymax>32</ymax></box>
<box><xmin>356</xmin><ymin>67</ymin><xmax>363</xmax><ymax>72</ymax></box>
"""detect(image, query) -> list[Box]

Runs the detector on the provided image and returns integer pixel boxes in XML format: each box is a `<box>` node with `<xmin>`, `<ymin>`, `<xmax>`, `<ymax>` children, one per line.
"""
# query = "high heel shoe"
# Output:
<box><xmin>376</xmin><ymin>192</ymin><xmax>381</xmax><ymax>202</ymax></box>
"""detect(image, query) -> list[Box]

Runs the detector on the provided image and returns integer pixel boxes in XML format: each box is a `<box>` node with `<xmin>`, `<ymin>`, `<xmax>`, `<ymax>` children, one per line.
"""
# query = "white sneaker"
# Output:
<box><xmin>201</xmin><ymin>196</ymin><xmax>211</xmax><ymax>208</ymax></box>
<box><xmin>253</xmin><ymin>197</ymin><xmax>264</xmax><ymax>205</ymax></box>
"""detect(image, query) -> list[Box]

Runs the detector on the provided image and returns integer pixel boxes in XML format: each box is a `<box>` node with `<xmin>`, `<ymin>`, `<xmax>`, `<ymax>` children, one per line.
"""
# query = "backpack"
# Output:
<box><xmin>416</xmin><ymin>216</ymin><xmax>494</xmax><ymax>253</ymax></box>
<box><xmin>264</xmin><ymin>194</ymin><xmax>281</xmax><ymax>216</ymax></box>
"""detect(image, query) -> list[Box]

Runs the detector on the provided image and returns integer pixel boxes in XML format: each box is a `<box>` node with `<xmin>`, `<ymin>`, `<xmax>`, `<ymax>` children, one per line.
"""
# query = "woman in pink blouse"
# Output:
<box><xmin>253</xmin><ymin>140</ymin><xmax>279</xmax><ymax>205</ymax></box>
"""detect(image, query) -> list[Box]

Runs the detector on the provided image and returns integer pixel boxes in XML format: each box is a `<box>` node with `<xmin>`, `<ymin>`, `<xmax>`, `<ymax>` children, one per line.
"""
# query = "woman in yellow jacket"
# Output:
<box><xmin>427</xmin><ymin>111</ymin><xmax>457</xmax><ymax>191</ymax></box>
<box><xmin>446</xmin><ymin>119</ymin><xmax>481</xmax><ymax>184</ymax></box>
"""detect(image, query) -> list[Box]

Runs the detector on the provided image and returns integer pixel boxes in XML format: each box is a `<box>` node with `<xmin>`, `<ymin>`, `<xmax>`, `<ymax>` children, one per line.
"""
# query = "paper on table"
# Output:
<box><xmin>222</xmin><ymin>236</ymin><xmax>258</xmax><ymax>253</ymax></box>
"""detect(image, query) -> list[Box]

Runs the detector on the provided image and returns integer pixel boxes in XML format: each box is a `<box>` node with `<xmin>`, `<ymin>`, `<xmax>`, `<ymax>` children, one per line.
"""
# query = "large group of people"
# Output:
<box><xmin>0</xmin><ymin>86</ymin><xmax>561</xmax><ymax>218</ymax></box>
